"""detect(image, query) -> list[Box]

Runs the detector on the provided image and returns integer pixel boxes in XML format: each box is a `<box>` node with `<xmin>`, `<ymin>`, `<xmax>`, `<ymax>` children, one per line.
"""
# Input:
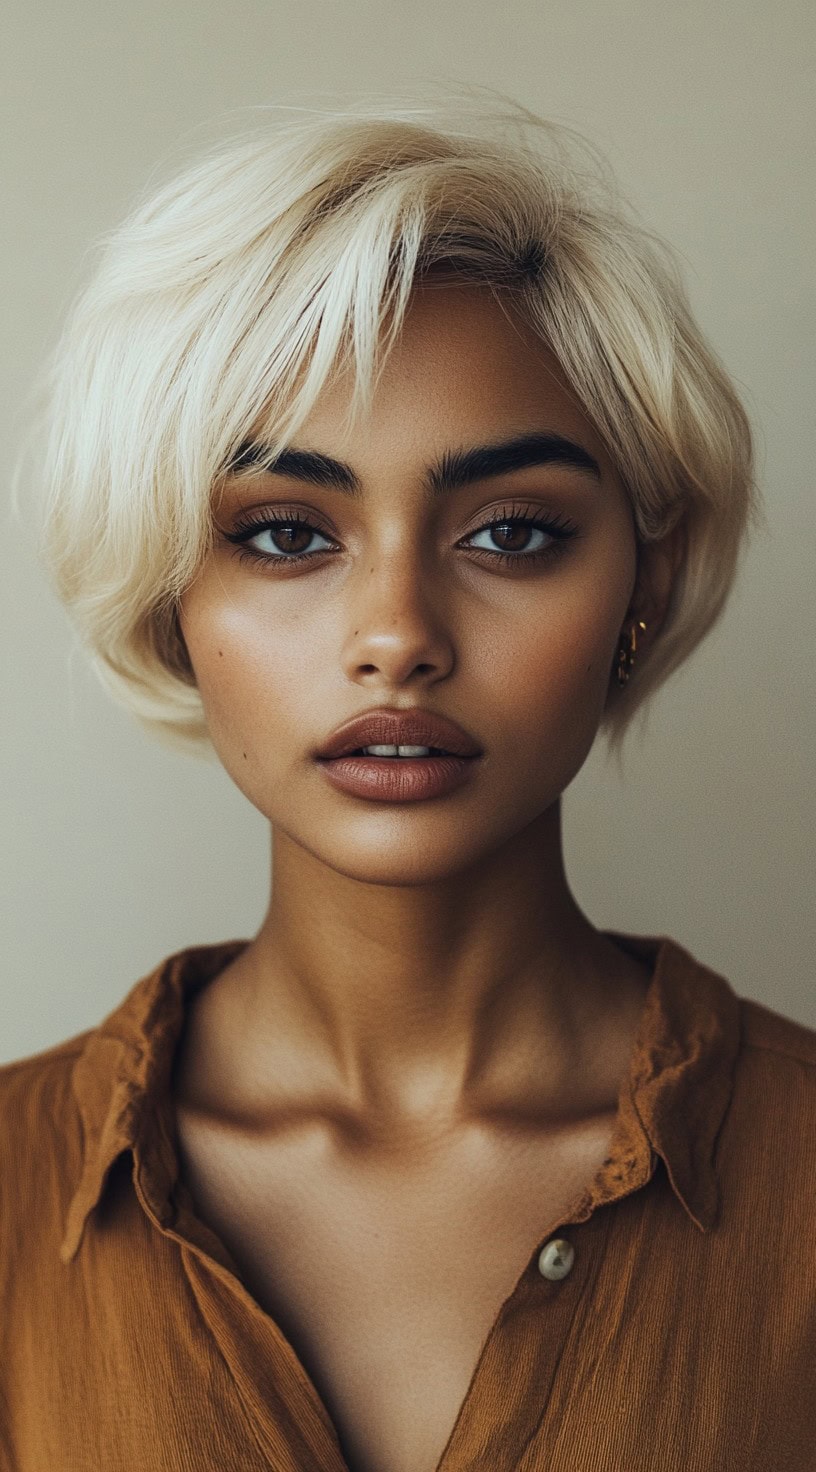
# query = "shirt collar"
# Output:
<box><xmin>59</xmin><ymin>938</ymin><xmax>249</xmax><ymax>1264</ymax></box>
<box><xmin>59</xmin><ymin>931</ymin><xmax>741</xmax><ymax>1264</ymax></box>
<box><xmin>597</xmin><ymin>929</ymin><xmax>741</xmax><ymax>1233</ymax></box>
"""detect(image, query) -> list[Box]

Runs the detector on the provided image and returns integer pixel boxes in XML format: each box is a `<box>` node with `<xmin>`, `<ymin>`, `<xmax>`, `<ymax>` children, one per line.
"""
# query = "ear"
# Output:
<box><xmin>626</xmin><ymin>515</ymin><xmax>687</xmax><ymax>646</ymax></box>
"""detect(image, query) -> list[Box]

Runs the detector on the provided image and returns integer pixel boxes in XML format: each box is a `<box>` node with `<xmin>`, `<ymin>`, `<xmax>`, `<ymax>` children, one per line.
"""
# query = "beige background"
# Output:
<box><xmin>1</xmin><ymin>0</ymin><xmax>814</xmax><ymax>1063</ymax></box>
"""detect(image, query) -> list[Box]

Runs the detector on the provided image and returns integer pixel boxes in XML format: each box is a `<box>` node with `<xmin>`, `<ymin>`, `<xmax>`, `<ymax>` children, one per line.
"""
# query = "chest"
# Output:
<box><xmin>172</xmin><ymin>1105</ymin><xmax>616</xmax><ymax>1472</ymax></box>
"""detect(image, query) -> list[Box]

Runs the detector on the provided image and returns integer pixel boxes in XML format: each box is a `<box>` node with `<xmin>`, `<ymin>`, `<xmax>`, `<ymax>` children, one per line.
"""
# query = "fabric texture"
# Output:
<box><xmin>1</xmin><ymin>930</ymin><xmax>814</xmax><ymax>1471</ymax></box>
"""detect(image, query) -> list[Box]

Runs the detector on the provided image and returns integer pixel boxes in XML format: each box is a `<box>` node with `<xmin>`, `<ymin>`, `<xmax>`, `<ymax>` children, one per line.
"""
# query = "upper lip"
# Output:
<box><xmin>315</xmin><ymin>707</ymin><xmax>483</xmax><ymax>759</ymax></box>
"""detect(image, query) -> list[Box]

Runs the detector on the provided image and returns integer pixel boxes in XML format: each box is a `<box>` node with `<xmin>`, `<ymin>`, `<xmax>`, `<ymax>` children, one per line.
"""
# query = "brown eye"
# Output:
<box><xmin>268</xmin><ymin>523</ymin><xmax>313</xmax><ymax>555</ymax></box>
<box><xmin>462</xmin><ymin>507</ymin><xmax>580</xmax><ymax>567</ymax></box>
<box><xmin>223</xmin><ymin>511</ymin><xmax>336</xmax><ymax>567</ymax></box>
<box><xmin>486</xmin><ymin>522</ymin><xmax>535</xmax><ymax>552</ymax></box>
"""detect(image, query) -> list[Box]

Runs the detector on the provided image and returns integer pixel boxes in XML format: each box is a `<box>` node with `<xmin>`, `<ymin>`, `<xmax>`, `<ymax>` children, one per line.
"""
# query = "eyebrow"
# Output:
<box><xmin>226</xmin><ymin>431</ymin><xmax>602</xmax><ymax>497</ymax></box>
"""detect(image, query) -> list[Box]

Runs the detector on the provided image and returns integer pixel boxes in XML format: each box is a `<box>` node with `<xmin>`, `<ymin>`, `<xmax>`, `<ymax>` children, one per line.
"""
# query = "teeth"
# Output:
<box><xmin>361</xmin><ymin>744</ymin><xmax>433</xmax><ymax>757</ymax></box>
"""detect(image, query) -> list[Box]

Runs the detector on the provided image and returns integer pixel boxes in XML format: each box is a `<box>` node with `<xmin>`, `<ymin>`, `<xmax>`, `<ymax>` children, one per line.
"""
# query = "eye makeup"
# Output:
<box><xmin>221</xmin><ymin>501</ymin><xmax>582</xmax><ymax>573</ymax></box>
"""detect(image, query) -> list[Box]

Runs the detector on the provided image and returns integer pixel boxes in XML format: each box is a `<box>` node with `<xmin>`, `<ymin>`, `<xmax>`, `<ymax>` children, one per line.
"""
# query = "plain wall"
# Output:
<box><xmin>2</xmin><ymin>0</ymin><xmax>814</xmax><ymax>1063</ymax></box>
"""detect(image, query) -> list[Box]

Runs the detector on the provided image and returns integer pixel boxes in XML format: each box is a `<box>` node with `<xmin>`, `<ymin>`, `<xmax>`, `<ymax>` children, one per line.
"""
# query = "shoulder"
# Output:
<box><xmin>721</xmin><ymin>995</ymin><xmax>816</xmax><ymax>1211</ymax></box>
<box><xmin>0</xmin><ymin>1031</ymin><xmax>92</xmax><ymax>1233</ymax></box>
<box><xmin>0</xmin><ymin>1027</ymin><xmax>94</xmax><ymax>1118</ymax></box>
<box><xmin>736</xmin><ymin>994</ymin><xmax>816</xmax><ymax>1118</ymax></box>
<box><xmin>731</xmin><ymin>994</ymin><xmax>816</xmax><ymax>1136</ymax></box>
<box><xmin>738</xmin><ymin>994</ymin><xmax>816</xmax><ymax>1069</ymax></box>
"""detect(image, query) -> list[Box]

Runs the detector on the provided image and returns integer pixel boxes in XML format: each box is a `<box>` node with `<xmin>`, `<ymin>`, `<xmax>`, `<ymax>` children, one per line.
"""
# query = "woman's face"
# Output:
<box><xmin>179</xmin><ymin>284</ymin><xmax>642</xmax><ymax>885</ymax></box>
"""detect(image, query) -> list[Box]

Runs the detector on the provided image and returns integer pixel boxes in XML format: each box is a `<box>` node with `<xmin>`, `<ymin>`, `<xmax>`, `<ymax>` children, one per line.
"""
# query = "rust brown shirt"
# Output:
<box><xmin>1</xmin><ymin>930</ymin><xmax>814</xmax><ymax>1471</ymax></box>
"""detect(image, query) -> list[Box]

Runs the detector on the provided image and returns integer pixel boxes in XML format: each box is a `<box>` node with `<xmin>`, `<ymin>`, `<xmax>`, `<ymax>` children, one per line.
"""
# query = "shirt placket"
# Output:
<box><xmin>434</xmin><ymin>1173</ymin><xmax>647</xmax><ymax>1472</ymax></box>
<box><xmin>132</xmin><ymin>1091</ymin><xmax>350</xmax><ymax>1472</ymax></box>
<box><xmin>434</xmin><ymin>1087</ymin><xmax>660</xmax><ymax>1472</ymax></box>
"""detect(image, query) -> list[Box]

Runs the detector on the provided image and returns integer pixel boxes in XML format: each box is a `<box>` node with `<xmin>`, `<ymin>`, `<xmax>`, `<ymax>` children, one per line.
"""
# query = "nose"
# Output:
<box><xmin>339</xmin><ymin>545</ymin><xmax>455</xmax><ymax>688</ymax></box>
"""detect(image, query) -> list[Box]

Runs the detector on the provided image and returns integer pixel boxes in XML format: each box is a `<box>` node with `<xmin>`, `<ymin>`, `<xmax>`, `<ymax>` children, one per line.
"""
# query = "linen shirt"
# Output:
<box><xmin>1</xmin><ymin>929</ymin><xmax>814</xmax><ymax>1471</ymax></box>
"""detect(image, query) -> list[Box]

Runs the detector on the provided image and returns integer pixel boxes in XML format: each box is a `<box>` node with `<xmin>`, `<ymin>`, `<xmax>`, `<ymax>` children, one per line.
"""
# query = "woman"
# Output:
<box><xmin>2</xmin><ymin>97</ymin><xmax>813</xmax><ymax>1472</ymax></box>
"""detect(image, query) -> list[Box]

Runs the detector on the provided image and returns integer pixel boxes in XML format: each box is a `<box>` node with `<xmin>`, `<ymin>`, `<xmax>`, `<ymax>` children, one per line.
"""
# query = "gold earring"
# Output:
<box><xmin>616</xmin><ymin>619</ymin><xmax>648</xmax><ymax>686</ymax></box>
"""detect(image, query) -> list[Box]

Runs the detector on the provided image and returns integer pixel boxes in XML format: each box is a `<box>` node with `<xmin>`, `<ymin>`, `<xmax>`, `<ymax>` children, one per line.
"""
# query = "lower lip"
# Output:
<box><xmin>316</xmin><ymin>753</ymin><xmax>480</xmax><ymax>802</ymax></box>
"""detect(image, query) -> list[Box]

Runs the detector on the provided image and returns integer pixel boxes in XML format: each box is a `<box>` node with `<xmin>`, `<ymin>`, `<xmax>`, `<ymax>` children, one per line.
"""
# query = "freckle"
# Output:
<box><xmin>218</xmin><ymin>650</ymin><xmax>223</xmax><ymax>657</ymax></box>
<box><xmin>242</xmin><ymin>751</ymin><xmax>247</xmax><ymax>760</ymax></box>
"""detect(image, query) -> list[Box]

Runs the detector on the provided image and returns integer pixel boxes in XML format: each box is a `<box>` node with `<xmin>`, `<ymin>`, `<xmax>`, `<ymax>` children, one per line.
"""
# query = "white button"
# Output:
<box><xmin>537</xmin><ymin>1237</ymin><xmax>575</xmax><ymax>1280</ymax></box>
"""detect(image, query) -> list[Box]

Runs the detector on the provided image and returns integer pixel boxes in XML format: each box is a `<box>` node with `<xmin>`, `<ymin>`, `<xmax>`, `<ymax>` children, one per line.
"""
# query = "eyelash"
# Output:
<box><xmin>222</xmin><ymin>503</ymin><xmax>581</xmax><ymax>571</ymax></box>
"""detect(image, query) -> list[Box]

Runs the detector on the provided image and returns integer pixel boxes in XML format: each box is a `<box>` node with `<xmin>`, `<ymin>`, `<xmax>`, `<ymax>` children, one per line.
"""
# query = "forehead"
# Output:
<box><xmin>261</xmin><ymin>283</ymin><xmax>610</xmax><ymax>474</ymax></box>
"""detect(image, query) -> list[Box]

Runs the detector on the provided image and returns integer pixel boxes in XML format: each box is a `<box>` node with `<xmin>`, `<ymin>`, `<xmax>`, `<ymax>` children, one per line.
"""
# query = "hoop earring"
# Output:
<box><xmin>616</xmin><ymin>619</ymin><xmax>648</xmax><ymax>687</ymax></box>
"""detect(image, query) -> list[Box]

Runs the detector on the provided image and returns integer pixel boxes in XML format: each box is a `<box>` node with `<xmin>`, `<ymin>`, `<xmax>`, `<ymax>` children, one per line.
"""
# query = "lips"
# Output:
<box><xmin>314</xmin><ymin>707</ymin><xmax>482</xmax><ymax>760</ymax></box>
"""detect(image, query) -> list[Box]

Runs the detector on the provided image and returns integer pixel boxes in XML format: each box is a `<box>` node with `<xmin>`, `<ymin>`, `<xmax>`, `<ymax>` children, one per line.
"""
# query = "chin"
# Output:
<box><xmin>294</xmin><ymin>826</ymin><xmax>496</xmax><ymax>888</ymax></box>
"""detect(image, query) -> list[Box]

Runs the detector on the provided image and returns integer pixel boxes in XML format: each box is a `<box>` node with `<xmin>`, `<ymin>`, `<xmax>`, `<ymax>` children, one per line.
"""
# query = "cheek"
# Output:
<box><xmin>475</xmin><ymin>589</ymin><xmax>622</xmax><ymax>724</ymax></box>
<box><xmin>179</xmin><ymin>588</ymin><xmax>302</xmax><ymax>755</ymax></box>
<box><xmin>467</xmin><ymin>539</ymin><xmax>635</xmax><ymax>787</ymax></box>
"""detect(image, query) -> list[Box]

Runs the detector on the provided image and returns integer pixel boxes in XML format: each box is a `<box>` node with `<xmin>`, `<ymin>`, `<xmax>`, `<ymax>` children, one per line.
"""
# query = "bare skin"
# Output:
<box><xmin>173</xmin><ymin>282</ymin><xmax>684</xmax><ymax>1472</ymax></box>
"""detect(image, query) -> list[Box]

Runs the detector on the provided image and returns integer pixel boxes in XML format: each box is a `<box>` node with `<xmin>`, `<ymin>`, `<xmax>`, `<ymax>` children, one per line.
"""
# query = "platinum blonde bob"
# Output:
<box><xmin>35</xmin><ymin>94</ymin><xmax>761</xmax><ymax>758</ymax></box>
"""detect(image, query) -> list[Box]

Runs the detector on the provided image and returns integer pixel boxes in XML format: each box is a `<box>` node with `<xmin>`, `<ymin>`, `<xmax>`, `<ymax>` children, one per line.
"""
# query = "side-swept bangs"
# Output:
<box><xmin>34</xmin><ymin>96</ymin><xmax>762</xmax><ymax>756</ymax></box>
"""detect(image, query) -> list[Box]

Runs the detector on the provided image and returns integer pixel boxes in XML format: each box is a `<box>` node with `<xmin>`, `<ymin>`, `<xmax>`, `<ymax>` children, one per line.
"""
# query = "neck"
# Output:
<box><xmin>204</xmin><ymin>801</ymin><xmax>650</xmax><ymax>1131</ymax></box>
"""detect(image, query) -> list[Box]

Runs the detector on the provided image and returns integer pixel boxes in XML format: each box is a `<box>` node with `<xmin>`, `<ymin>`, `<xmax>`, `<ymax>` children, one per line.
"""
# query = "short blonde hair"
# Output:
<box><xmin>33</xmin><ymin>92</ymin><xmax>761</xmax><ymax>759</ymax></box>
